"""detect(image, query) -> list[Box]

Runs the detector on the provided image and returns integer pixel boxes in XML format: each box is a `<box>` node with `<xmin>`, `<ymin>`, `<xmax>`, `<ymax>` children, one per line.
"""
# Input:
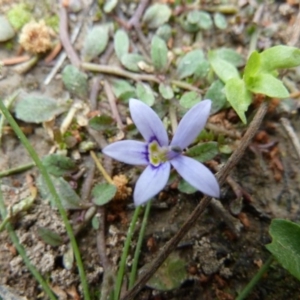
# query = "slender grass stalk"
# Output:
<box><xmin>129</xmin><ymin>201</ymin><xmax>151</xmax><ymax>288</ymax></box>
<box><xmin>0</xmin><ymin>162</ymin><xmax>35</xmax><ymax>178</ymax></box>
<box><xmin>114</xmin><ymin>206</ymin><xmax>141</xmax><ymax>300</ymax></box>
<box><xmin>236</xmin><ymin>256</ymin><xmax>274</xmax><ymax>300</ymax></box>
<box><xmin>0</xmin><ymin>182</ymin><xmax>57</xmax><ymax>300</ymax></box>
<box><xmin>90</xmin><ymin>150</ymin><xmax>114</xmax><ymax>184</ymax></box>
<box><xmin>0</xmin><ymin>101</ymin><xmax>91</xmax><ymax>300</ymax></box>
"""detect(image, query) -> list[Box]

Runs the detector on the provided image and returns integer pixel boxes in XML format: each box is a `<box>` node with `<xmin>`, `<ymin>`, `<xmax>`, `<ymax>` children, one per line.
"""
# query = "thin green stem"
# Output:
<box><xmin>0</xmin><ymin>101</ymin><xmax>90</xmax><ymax>300</ymax></box>
<box><xmin>236</xmin><ymin>256</ymin><xmax>274</xmax><ymax>300</ymax></box>
<box><xmin>0</xmin><ymin>162</ymin><xmax>35</xmax><ymax>178</ymax></box>
<box><xmin>114</xmin><ymin>205</ymin><xmax>141</xmax><ymax>300</ymax></box>
<box><xmin>0</xmin><ymin>183</ymin><xmax>57</xmax><ymax>300</ymax></box>
<box><xmin>129</xmin><ymin>201</ymin><xmax>151</xmax><ymax>288</ymax></box>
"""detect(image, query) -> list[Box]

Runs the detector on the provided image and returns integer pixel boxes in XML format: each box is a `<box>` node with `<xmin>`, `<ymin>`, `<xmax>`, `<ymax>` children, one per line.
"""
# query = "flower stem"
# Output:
<box><xmin>90</xmin><ymin>150</ymin><xmax>114</xmax><ymax>185</ymax></box>
<box><xmin>0</xmin><ymin>182</ymin><xmax>57</xmax><ymax>300</ymax></box>
<box><xmin>0</xmin><ymin>101</ymin><xmax>90</xmax><ymax>300</ymax></box>
<box><xmin>114</xmin><ymin>205</ymin><xmax>141</xmax><ymax>300</ymax></box>
<box><xmin>236</xmin><ymin>256</ymin><xmax>274</xmax><ymax>300</ymax></box>
<box><xmin>129</xmin><ymin>201</ymin><xmax>151</xmax><ymax>288</ymax></box>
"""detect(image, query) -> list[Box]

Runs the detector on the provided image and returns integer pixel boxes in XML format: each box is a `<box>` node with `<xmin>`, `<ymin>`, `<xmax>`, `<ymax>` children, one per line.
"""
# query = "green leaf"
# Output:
<box><xmin>7</xmin><ymin>3</ymin><xmax>31</xmax><ymax>30</ymax></box>
<box><xmin>243</xmin><ymin>51</ymin><xmax>261</xmax><ymax>84</ymax></box>
<box><xmin>178</xmin><ymin>179</ymin><xmax>197</xmax><ymax>194</ymax></box>
<box><xmin>92</xmin><ymin>183</ymin><xmax>117</xmax><ymax>205</ymax></box>
<box><xmin>114</xmin><ymin>29</ymin><xmax>130</xmax><ymax>61</ymax></box>
<box><xmin>177</xmin><ymin>50</ymin><xmax>205</xmax><ymax>79</ymax></box>
<box><xmin>215</xmin><ymin>48</ymin><xmax>244</xmax><ymax>67</ymax></box>
<box><xmin>42</xmin><ymin>154</ymin><xmax>76</xmax><ymax>177</ymax></box>
<box><xmin>246</xmin><ymin>73</ymin><xmax>289</xmax><ymax>98</ymax></box>
<box><xmin>37</xmin><ymin>175</ymin><xmax>83</xmax><ymax>210</ymax></box>
<box><xmin>151</xmin><ymin>35</ymin><xmax>168</xmax><ymax>72</ymax></box>
<box><xmin>103</xmin><ymin>0</ymin><xmax>118</xmax><ymax>13</ymax></box>
<box><xmin>225</xmin><ymin>78</ymin><xmax>252</xmax><ymax>124</ymax></box>
<box><xmin>143</xmin><ymin>3</ymin><xmax>171</xmax><ymax>29</ymax></box>
<box><xmin>62</xmin><ymin>65</ymin><xmax>88</xmax><ymax>98</ymax></box>
<box><xmin>88</xmin><ymin>115</ymin><xmax>114</xmax><ymax>131</ymax></box>
<box><xmin>121</xmin><ymin>53</ymin><xmax>145</xmax><ymax>72</ymax></box>
<box><xmin>179</xmin><ymin>91</ymin><xmax>201</xmax><ymax>109</ymax></box>
<box><xmin>198</xmin><ymin>11</ymin><xmax>213</xmax><ymax>30</ymax></box>
<box><xmin>193</xmin><ymin>60</ymin><xmax>210</xmax><ymax>79</ymax></box>
<box><xmin>208</xmin><ymin>51</ymin><xmax>240</xmax><ymax>83</ymax></box>
<box><xmin>187</xmin><ymin>142</ymin><xmax>219</xmax><ymax>162</ymax></box>
<box><xmin>260</xmin><ymin>45</ymin><xmax>300</xmax><ymax>72</ymax></box>
<box><xmin>135</xmin><ymin>82</ymin><xmax>155</xmax><ymax>106</ymax></box>
<box><xmin>204</xmin><ymin>80</ymin><xmax>227</xmax><ymax>114</ymax></box>
<box><xmin>187</xmin><ymin>10</ymin><xmax>201</xmax><ymax>24</ymax></box>
<box><xmin>266</xmin><ymin>219</ymin><xmax>300</xmax><ymax>281</ymax></box>
<box><xmin>82</xmin><ymin>25</ymin><xmax>110</xmax><ymax>62</ymax></box>
<box><xmin>63</xmin><ymin>245</ymin><xmax>74</xmax><ymax>270</ymax></box>
<box><xmin>213</xmin><ymin>12</ymin><xmax>227</xmax><ymax>30</ymax></box>
<box><xmin>159</xmin><ymin>83</ymin><xmax>174</xmax><ymax>99</ymax></box>
<box><xmin>156</xmin><ymin>24</ymin><xmax>172</xmax><ymax>42</ymax></box>
<box><xmin>147</xmin><ymin>252</ymin><xmax>188</xmax><ymax>291</ymax></box>
<box><xmin>111</xmin><ymin>79</ymin><xmax>136</xmax><ymax>102</ymax></box>
<box><xmin>37</xmin><ymin>227</ymin><xmax>63</xmax><ymax>246</ymax></box>
<box><xmin>15</xmin><ymin>96</ymin><xmax>69</xmax><ymax>123</ymax></box>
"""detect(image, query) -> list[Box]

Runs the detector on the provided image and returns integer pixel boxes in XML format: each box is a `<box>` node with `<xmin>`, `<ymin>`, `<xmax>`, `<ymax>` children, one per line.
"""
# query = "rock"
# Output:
<box><xmin>0</xmin><ymin>15</ymin><xmax>15</xmax><ymax>42</ymax></box>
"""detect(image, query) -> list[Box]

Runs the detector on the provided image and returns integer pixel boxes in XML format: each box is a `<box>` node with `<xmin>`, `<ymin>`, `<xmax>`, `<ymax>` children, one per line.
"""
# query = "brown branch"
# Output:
<box><xmin>59</xmin><ymin>4</ymin><xmax>80</xmax><ymax>67</ymax></box>
<box><xmin>121</xmin><ymin>101</ymin><xmax>269</xmax><ymax>300</ymax></box>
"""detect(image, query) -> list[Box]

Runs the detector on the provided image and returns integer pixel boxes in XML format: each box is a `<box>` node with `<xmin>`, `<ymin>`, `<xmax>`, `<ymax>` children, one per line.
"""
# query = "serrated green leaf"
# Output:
<box><xmin>208</xmin><ymin>51</ymin><xmax>240</xmax><ymax>83</ymax></box>
<box><xmin>159</xmin><ymin>83</ymin><xmax>174</xmax><ymax>99</ymax></box>
<box><xmin>111</xmin><ymin>79</ymin><xmax>136</xmax><ymax>102</ymax></box>
<box><xmin>151</xmin><ymin>35</ymin><xmax>168</xmax><ymax>72</ymax></box>
<box><xmin>179</xmin><ymin>91</ymin><xmax>201</xmax><ymax>109</ymax></box>
<box><xmin>213</xmin><ymin>12</ymin><xmax>227</xmax><ymax>29</ymax></box>
<box><xmin>215</xmin><ymin>48</ymin><xmax>244</xmax><ymax>67</ymax></box>
<box><xmin>204</xmin><ymin>80</ymin><xmax>227</xmax><ymax>114</ymax></box>
<box><xmin>246</xmin><ymin>73</ymin><xmax>289</xmax><ymax>98</ymax></box>
<box><xmin>260</xmin><ymin>46</ymin><xmax>300</xmax><ymax>72</ymax></box>
<box><xmin>89</xmin><ymin>115</ymin><xmax>115</xmax><ymax>131</ymax></box>
<box><xmin>225</xmin><ymin>78</ymin><xmax>252</xmax><ymax>124</ymax></box>
<box><xmin>37</xmin><ymin>175</ymin><xmax>82</xmax><ymax>210</ymax></box>
<box><xmin>37</xmin><ymin>227</ymin><xmax>63</xmax><ymax>246</ymax></box>
<box><xmin>82</xmin><ymin>25</ymin><xmax>110</xmax><ymax>62</ymax></box>
<box><xmin>62</xmin><ymin>64</ymin><xmax>88</xmax><ymax>98</ymax></box>
<box><xmin>177</xmin><ymin>50</ymin><xmax>205</xmax><ymax>79</ymax></box>
<box><xmin>103</xmin><ymin>0</ymin><xmax>118</xmax><ymax>13</ymax></box>
<box><xmin>92</xmin><ymin>183</ymin><xmax>117</xmax><ymax>205</ymax></box>
<box><xmin>135</xmin><ymin>82</ymin><xmax>155</xmax><ymax>106</ymax></box>
<box><xmin>187</xmin><ymin>142</ymin><xmax>219</xmax><ymax>162</ymax></box>
<box><xmin>42</xmin><ymin>154</ymin><xmax>76</xmax><ymax>177</ymax></box>
<box><xmin>114</xmin><ymin>29</ymin><xmax>130</xmax><ymax>61</ymax></box>
<box><xmin>147</xmin><ymin>252</ymin><xmax>188</xmax><ymax>291</ymax></box>
<box><xmin>15</xmin><ymin>96</ymin><xmax>69</xmax><ymax>123</ymax></box>
<box><xmin>121</xmin><ymin>53</ymin><xmax>144</xmax><ymax>72</ymax></box>
<box><xmin>198</xmin><ymin>11</ymin><xmax>213</xmax><ymax>30</ymax></box>
<box><xmin>143</xmin><ymin>3</ymin><xmax>171</xmax><ymax>29</ymax></box>
<box><xmin>266</xmin><ymin>219</ymin><xmax>300</xmax><ymax>281</ymax></box>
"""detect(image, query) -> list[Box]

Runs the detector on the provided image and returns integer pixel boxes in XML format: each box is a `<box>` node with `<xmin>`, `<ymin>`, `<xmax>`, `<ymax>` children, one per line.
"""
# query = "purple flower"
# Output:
<box><xmin>103</xmin><ymin>99</ymin><xmax>220</xmax><ymax>206</ymax></box>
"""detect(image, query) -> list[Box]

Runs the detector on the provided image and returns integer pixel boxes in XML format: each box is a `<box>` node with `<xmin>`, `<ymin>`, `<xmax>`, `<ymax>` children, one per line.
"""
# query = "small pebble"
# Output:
<box><xmin>0</xmin><ymin>15</ymin><xmax>15</xmax><ymax>42</ymax></box>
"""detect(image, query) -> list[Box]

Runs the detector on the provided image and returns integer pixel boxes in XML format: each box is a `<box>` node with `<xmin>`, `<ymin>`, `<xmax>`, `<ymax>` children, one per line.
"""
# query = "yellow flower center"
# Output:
<box><xmin>148</xmin><ymin>140</ymin><xmax>168</xmax><ymax>167</ymax></box>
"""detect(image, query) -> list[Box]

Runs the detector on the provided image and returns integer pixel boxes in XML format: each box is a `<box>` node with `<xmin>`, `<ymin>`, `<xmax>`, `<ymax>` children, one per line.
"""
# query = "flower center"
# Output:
<box><xmin>148</xmin><ymin>140</ymin><xmax>168</xmax><ymax>167</ymax></box>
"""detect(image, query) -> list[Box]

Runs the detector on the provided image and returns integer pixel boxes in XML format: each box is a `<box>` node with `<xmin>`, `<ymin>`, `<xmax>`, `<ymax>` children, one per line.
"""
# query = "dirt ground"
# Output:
<box><xmin>1</xmin><ymin>0</ymin><xmax>300</xmax><ymax>299</ymax></box>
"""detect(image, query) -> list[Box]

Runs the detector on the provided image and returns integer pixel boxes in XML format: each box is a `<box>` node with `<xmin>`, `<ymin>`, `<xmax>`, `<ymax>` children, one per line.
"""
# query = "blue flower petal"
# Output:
<box><xmin>170</xmin><ymin>100</ymin><xmax>211</xmax><ymax>149</ymax></box>
<box><xmin>102</xmin><ymin>140</ymin><xmax>148</xmax><ymax>165</ymax></box>
<box><xmin>129</xmin><ymin>99</ymin><xmax>169</xmax><ymax>146</ymax></box>
<box><xmin>134</xmin><ymin>162</ymin><xmax>171</xmax><ymax>206</ymax></box>
<box><xmin>171</xmin><ymin>155</ymin><xmax>220</xmax><ymax>198</ymax></box>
